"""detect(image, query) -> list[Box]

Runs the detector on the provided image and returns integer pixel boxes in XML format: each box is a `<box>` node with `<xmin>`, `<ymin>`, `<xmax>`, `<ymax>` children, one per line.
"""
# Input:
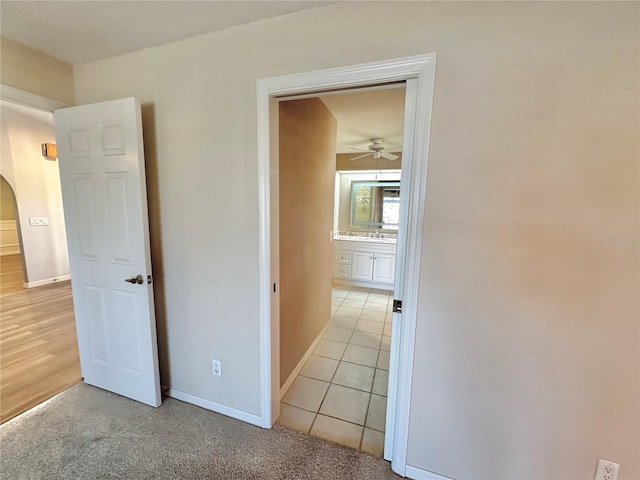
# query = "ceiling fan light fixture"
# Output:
<box><xmin>349</xmin><ymin>137</ymin><xmax>400</xmax><ymax>161</ymax></box>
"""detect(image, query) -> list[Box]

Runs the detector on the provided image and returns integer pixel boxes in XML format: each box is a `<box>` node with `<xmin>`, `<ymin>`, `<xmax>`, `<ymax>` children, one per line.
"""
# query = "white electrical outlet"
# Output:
<box><xmin>595</xmin><ymin>459</ymin><xmax>620</xmax><ymax>480</ymax></box>
<box><xmin>212</xmin><ymin>359</ymin><xmax>222</xmax><ymax>377</ymax></box>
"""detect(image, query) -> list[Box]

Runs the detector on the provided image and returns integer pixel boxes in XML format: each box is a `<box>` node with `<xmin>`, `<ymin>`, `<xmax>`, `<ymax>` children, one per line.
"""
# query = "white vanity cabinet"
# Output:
<box><xmin>333</xmin><ymin>240</ymin><xmax>396</xmax><ymax>288</ymax></box>
<box><xmin>333</xmin><ymin>245</ymin><xmax>352</xmax><ymax>279</ymax></box>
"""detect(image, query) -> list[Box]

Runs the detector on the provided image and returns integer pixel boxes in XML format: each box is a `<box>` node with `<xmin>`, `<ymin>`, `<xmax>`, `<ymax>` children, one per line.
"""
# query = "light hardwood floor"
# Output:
<box><xmin>0</xmin><ymin>254</ymin><xmax>81</xmax><ymax>423</ymax></box>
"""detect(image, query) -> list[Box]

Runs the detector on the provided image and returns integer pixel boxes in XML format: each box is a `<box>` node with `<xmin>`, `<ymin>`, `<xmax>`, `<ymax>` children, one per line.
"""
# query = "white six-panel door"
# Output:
<box><xmin>54</xmin><ymin>98</ymin><xmax>161</xmax><ymax>407</ymax></box>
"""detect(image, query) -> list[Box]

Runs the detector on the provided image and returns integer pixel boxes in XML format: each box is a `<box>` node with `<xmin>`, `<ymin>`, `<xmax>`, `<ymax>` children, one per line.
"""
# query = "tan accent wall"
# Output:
<box><xmin>279</xmin><ymin>98</ymin><xmax>336</xmax><ymax>386</ymax></box>
<box><xmin>0</xmin><ymin>37</ymin><xmax>74</xmax><ymax>105</ymax></box>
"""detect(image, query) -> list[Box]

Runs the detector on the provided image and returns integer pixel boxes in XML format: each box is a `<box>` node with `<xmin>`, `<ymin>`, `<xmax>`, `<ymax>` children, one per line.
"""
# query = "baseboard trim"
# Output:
<box><xmin>332</xmin><ymin>278</ymin><xmax>394</xmax><ymax>291</ymax></box>
<box><xmin>166</xmin><ymin>389</ymin><xmax>262</xmax><ymax>428</ymax></box>
<box><xmin>24</xmin><ymin>275</ymin><xmax>71</xmax><ymax>288</ymax></box>
<box><xmin>280</xmin><ymin>319</ymin><xmax>333</xmax><ymax>400</ymax></box>
<box><xmin>406</xmin><ymin>465</ymin><xmax>455</xmax><ymax>480</ymax></box>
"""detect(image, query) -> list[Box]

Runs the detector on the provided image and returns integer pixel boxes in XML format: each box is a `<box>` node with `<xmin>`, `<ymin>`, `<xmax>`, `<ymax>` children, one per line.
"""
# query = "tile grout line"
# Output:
<box><xmin>360</xmin><ymin>333</ymin><xmax>380</xmax><ymax>451</ymax></box>
<box><xmin>303</xmin><ymin>285</ymin><xmax>353</xmax><ymax>434</ymax></box>
<box><xmin>281</xmin><ymin>401</ymin><xmax>386</xmax><ymax>434</ymax></box>
<box><xmin>316</xmin><ymin>286</ymin><xmax>368</xmax><ymax>444</ymax></box>
<box><xmin>312</xmin><ymin>286</ymin><xmax>357</xmax><ymax>435</ymax></box>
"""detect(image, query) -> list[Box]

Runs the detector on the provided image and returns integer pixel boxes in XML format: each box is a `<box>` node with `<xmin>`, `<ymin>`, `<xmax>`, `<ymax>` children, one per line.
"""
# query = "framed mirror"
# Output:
<box><xmin>350</xmin><ymin>181</ymin><xmax>400</xmax><ymax>230</ymax></box>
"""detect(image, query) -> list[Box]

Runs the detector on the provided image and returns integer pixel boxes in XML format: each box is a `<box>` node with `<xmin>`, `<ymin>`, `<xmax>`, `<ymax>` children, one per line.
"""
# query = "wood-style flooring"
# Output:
<box><xmin>0</xmin><ymin>254</ymin><xmax>81</xmax><ymax>423</ymax></box>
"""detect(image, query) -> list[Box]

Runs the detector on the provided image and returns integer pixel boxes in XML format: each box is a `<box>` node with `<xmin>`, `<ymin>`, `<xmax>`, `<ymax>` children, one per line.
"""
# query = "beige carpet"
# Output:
<box><xmin>0</xmin><ymin>383</ymin><xmax>401</xmax><ymax>479</ymax></box>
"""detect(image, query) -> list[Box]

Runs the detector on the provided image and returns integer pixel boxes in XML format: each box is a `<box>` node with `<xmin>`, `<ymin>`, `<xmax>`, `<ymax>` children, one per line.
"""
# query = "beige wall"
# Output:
<box><xmin>0</xmin><ymin>107</ymin><xmax>69</xmax><ymax>284</ymax></box>
<box><xmin>279</xmin><ymin>98</ymin><xmax>336</xmax><ymax>386</ymax></box>
<box><xmin>73</xmin><ymin>2</ymin><xmax>639</xmax><ymax>478</ymax></box>
<box><xmin>0</xmin><ymin>37</ymin><xmax>74</xmax><ymax>105</ymax></box>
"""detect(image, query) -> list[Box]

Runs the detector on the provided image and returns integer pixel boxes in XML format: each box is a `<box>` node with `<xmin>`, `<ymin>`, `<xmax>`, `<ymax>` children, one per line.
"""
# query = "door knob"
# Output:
<box><xmin>125</xmin><ymin>274</ymin><xmax>144</xmax><ymax>285</ymax></box>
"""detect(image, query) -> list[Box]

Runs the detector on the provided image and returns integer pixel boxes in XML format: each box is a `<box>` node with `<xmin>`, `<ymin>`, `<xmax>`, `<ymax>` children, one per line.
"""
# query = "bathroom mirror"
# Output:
<box><xmin>350</xmin><ymin>181</ymin><xmax>400</xmax><ymax>230</ymax></box>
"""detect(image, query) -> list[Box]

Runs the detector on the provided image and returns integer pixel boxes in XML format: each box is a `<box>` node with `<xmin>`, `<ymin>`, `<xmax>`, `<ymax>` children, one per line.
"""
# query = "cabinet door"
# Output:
<box><xmin>372</xmin><ymin>253</ymin><xmax>396</xmax><ymax>284</ymax></box>
<box><xmin>352</xmin><ymin>252</ymin><xmax>374</xmax><ymax>281</ymax></box>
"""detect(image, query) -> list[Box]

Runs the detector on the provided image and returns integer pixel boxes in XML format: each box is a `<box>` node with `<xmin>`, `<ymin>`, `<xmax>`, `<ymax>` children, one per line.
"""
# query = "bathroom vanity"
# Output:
<box><xmin>332</xmin><ymin>171</ymin><xmax>400</xmax><ymax>290</ymax></box>
<box><xmin>332</xmin><ymin>237</ymin><xmax>396</xmax><ymax>290</ymax></box>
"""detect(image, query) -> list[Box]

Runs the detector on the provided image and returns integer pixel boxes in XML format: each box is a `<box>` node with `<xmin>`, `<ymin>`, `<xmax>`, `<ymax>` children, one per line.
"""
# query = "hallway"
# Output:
<box><xmin>0</xmin><ymin>254</ymin><xmax>81</xmax><ymax>423</ymax></box>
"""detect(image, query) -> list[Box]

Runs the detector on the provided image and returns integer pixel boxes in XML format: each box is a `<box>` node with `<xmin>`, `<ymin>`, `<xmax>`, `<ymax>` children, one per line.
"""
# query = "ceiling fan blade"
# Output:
<box><xmin>350</xmin><ymin>153</ymin><xmax>373</xmax><ymax>161</ymax></box>
<box><xmin>349</xmin><ymin>147</ymin><xmax>370</xmax><ymax>153</ymax></box>
<box><xmin>380</xmin><ymin>151</ymin><xmax>399</xmax><ymax>161</ymax></box>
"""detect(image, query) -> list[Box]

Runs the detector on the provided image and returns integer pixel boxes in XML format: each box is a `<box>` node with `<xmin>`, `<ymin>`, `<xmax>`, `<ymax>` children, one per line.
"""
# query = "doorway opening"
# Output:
<box><xmin>276</xmin><ymin>85</ymin><xmax>405</xmax><ymax>457</ymax></box>
<box><xmin>0</xmin><ymin>102</ymin><xmax>81</xmax><ymax>423</ymax></box>
<box><xmin>257</xmin><ymin>54</ymin><xmax>437</xmax><ymax>476</ymax></box>
<box><xmin>0</xmin><ymin>175</ymin><xmax>24</xmax><ymax>292</ymax></box>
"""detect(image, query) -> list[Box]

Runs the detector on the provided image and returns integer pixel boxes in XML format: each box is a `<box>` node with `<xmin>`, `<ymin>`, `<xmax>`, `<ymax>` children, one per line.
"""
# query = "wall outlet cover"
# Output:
<box><xmin>595</xmin><ymin>459</ymin><xmax>620</xmax><ymax>480</ymax></box>
<box><xmin>212</xmin><ymin>359</ymin><xmax>222</xmax><ymax>377</ymax></box>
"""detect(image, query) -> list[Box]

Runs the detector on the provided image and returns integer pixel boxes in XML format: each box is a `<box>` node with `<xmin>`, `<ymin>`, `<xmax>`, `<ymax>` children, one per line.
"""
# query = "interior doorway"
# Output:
<box><xmin>0</xmin><ymin>145</ymin><xmax>81</xmax><ymax>424</ymax></box>
<box><xmin>257</xmin><ymin>54</ymin><xmax>437</xmax><ymax>477</ymax></box>
<box><xmin>0</xmin><ymin>94</ymin><xmax>81</xmax><ymax>423</ymax></box>
<box><xmin>275</xmin><ymin>86</ymin><xmax>406</xmax><ymax>457</ymax></box>
<box><xmin>0</xmin><ymin>175</ymin><xmax>24</xmax><ymax>292</ymax></box>
<box><xmin>0</xmin><ymin>89</ymin><xmax>162</xmax><ymax>421</ymax></box>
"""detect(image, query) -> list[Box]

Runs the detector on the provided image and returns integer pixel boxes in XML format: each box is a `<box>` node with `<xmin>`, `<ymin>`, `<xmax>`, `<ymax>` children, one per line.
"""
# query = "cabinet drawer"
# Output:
<box><xmin>334</xmin><ymin>251</ymin><xmax>352</xmax><ymax>265</ymax></box>
<box><xmin>333</xmin><ymin>264</ymin><xmax>351</xmax><ymax>279</ymax></box>
<box><xmin>353</xmin><ymin>242</ymin><xmax>397</xmax><ymax>254</ymax></box>
<box><xmin>334</xmin><ymin>240</ymin><xmax>353</xmax><ymax>251</ymax></box>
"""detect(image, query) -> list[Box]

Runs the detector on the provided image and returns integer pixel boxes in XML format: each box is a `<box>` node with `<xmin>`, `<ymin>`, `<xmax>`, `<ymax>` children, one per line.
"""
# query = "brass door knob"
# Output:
<box><xmin>125</xmin><ymin>274</ymin><xmax>144</xmax><ymax>285</ymax></box>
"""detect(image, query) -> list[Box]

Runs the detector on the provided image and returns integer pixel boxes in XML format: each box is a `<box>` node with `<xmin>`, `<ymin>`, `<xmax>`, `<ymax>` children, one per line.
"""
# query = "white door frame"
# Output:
<box><xmin>256</xmin><ymin>53</ymin><xmax>436</xmax><ymax>476</ymax></box>
<box><xmin>1</xmin><ymin>84</ymin><xmax>70</xmax><ymax>111</ymax></box>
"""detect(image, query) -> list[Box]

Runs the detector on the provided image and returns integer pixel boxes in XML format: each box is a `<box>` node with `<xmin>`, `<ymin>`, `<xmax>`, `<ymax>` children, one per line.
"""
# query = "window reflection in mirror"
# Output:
<box><xmin>350</xmin><ymin>181</ymin><xmax>400</xmax><ymax>230</ymax></box>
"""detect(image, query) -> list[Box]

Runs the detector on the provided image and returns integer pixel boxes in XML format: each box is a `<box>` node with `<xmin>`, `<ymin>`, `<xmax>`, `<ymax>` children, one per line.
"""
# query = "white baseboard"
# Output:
<box><xmin>332</xmin><ymin>278</ymin><xmax>394</xmax><ymax>291</ymax></box>
<box><xmin>279</xmin><ymin>319</ymin><xmax>333</xmax><ymax>400</ymax></box>
<box><xmin>167</xmin><ymin>389</ymin><xmax>263</xmax><ymax>428</ymax></box>
<box><xmin>24</xmin><ymin>275</ymin><xmax>71</xmax><ymax>288</ymax></box>
<box><xmin>406</xmin><ymin>465</ymin><xmax>455</xmax><ymax>480</ymax></box>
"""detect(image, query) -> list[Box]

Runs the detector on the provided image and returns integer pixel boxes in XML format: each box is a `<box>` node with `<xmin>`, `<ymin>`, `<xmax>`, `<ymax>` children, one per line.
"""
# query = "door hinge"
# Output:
<box><xmin>147</xmin><ymin>275</ymin><xmax>152</xmax><ymax>285</ymax></box>
<box><xmin>392</xmin><ymin>299</ymin><xmax>402</xmax><ymax>313</ymax></box>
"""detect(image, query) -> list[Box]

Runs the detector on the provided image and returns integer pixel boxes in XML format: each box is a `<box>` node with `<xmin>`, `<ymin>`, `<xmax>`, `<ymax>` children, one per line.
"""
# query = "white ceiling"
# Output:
<box><xmin>1</xmin><ymin>0</ymin><xmax>404</xmax><ymax>153</ymax></box>
<box><xmin>320</xmin><ymin>86</ymin><xmax>406</xmax><ymax>154</ymax></box>
<box><xmin>0</xmin><ymin>1</ymin><xmax>332</xmax><ymax>64</ymax></box>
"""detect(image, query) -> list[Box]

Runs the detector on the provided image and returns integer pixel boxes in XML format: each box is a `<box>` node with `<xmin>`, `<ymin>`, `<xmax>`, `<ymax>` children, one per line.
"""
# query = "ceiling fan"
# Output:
<box><xmin>349</xmin><ymin>138</ymin><xmax>400</xmax><ymax>161</ymax></box>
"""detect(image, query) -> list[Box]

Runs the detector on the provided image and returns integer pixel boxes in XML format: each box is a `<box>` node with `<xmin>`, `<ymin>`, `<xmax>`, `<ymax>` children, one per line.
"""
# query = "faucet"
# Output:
<box><xmin>374</xmin><ymin>229</ymin><xmax>380</xmax><ymax>238</ymax></box>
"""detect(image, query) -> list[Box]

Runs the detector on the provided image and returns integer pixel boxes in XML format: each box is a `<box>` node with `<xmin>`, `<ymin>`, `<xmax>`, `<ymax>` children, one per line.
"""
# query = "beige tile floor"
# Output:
<box><xmin>278</xmin><ymin>285</ymin><xmax>394</xmax><ymax>457</ymax></box>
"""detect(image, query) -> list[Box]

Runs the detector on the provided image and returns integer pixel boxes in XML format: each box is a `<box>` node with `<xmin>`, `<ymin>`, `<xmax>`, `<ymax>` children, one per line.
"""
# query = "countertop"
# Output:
<box><xmin>333</xmin><ymin>234</ymin><xmax>397</xmax><ymax>244</ymax></box>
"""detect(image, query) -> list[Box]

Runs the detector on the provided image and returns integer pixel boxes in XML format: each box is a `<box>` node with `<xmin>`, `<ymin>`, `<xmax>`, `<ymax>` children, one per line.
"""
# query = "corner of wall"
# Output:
<box><xmin>1</xmin><ymin>36</ymin><xmax>75</xmax><ymax>105</ymax></box>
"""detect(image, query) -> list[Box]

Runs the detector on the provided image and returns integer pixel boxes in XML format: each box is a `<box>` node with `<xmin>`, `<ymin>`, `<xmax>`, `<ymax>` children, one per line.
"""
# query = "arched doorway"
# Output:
<box><xmin>0</xmin><ymin>175</ymin><xmax>25</xmax><ymax>292</ymax></box>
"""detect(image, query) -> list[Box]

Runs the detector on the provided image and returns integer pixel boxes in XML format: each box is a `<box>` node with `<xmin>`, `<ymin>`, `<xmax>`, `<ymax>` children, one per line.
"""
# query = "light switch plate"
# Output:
<box><xmin>29</xmin><ymin>217</ymin><xmax>49</xmax><ymax>226</ymax></box>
